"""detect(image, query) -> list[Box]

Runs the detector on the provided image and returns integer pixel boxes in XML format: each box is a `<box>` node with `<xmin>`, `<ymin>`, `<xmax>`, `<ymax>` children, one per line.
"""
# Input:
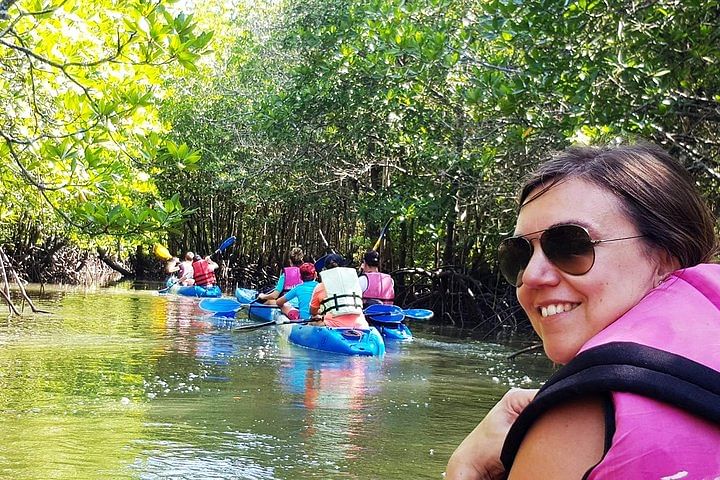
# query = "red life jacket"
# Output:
<box><xmin>193</xmin><ymin>260</ymin><xmax>216</xmax><ymax>287</ymax></box>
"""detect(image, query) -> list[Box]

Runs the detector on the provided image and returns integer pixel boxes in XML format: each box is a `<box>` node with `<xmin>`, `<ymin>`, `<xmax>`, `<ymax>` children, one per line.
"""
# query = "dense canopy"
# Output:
<box><xmin>2</xmin><ymin>0</ymin><xmax>719</xmax><ymax>327</ymax></box>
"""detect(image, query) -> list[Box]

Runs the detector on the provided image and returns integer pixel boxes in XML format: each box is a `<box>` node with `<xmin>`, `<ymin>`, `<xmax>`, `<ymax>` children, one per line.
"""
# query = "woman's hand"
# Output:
<box><xmin>445</xmin><ymin>388</ymin><xmax>538</xmax><ymax>480</ymax></box>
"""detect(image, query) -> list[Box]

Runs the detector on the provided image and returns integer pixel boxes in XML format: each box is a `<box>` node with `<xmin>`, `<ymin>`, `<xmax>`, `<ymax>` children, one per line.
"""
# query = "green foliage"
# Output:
<box><xmin>0</xmin><ymin>0</ymin><xmax>211</xmax><ymax>247</ymax></box>
<box><xmin>160</xmin><ymin>0</ymin><xmax>720</xmax><ymax>273</ymax></box>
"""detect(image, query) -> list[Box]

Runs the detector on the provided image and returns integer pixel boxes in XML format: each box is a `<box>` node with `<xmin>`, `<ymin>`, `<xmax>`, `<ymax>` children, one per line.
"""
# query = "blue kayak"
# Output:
<box><xmin>370</xmin><ymin>322</ymin><xmax>412</xmax><ymax>341</ymax></box>
<box><xmin>247</xmin><ymin>302</ymin><xmax>281</xmax><ymax>322</ymax></box>
<box><xmin>277</xmin><ymin>321</ymin><xmax>386</xmax><ymax>357</ymax></box>
<box><xmin>364</xmin><ymin>303</ymin><xmax>413</xmax><ymax>341</ymax></box>
<box><xmin>244</xmin><ymin>303</ymin><xmax>385</xmax><ymax>356</ymax></box>
<box><xmin>161</xmin><ymin>278</ymin><xmax>222</xmax><ymax>298</ymax></box>
<box><xmin>235</xmin><ymin>287</ymin><xmax>299</xmax><ymax>319</ymax></box>
<box><xmin>236</xmin><ymin>287</ymin><xmax>282</xmax><ymax>320</ymax></box>
<box><xmin>235</xmin><ymin>287</ymin><xmax>258</xmax><ymax>304</ymax></box>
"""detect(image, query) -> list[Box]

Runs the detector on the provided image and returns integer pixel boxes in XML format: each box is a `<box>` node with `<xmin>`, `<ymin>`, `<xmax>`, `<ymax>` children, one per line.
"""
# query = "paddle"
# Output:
<box><xmin>314</xmin><ymin>227</ymin><xmax>336</xmax><ymax>272</ymax></box>
<box><xmin>199</xmin><ymin>286</ymin><xmax>278</xmax><ymax>314</ymax></box>
<box><xmin>199</xmin><ymin>297</ymin><xmax>247</xmax><ymax>313</ymax></box>
<box><xmin>364</xmin><ymin>303</ymin><xmax>434</xmax><ymax>323</ymax></box>
<box><xmin>199</xmin><ymin>296</ymin><xmax>279</xmax><ymax>314</ymax></box>
<box><xmin>159</xmin><ymin>235</ymin><xmax>236</xmax><ymax>294</ymax></box>
<box><xmin>233</xmin><ymin>317</ymin><xmax>314</xmax><ymax>331</ymax></box>
<box><xmin>372</xmin><ymin>217</ymin><xmax>394</xmax><ymax>251</ymax></box>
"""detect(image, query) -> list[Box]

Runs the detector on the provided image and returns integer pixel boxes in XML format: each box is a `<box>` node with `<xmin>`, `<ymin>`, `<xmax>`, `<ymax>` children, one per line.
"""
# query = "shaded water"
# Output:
<box><xmin>0</xmin><ymin>284</ymin><xmax>555</xmax><ymax>479</ymax></box>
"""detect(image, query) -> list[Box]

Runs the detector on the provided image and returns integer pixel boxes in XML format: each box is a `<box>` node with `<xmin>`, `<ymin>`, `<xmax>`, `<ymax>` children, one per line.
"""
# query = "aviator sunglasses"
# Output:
<box><xmin>498</xmin><ymin>224</ymin><xmax>645</xmax><ymax>287</ymax></box>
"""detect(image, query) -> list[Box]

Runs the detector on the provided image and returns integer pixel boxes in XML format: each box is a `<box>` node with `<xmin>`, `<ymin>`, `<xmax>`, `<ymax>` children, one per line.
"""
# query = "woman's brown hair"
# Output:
<box><xmin>520</xmin><ymin>143</ymin><xmax>718</xmax><ymax>267</ymax></box>
<box><xmin>289</xmin><ymin>247</ymin><xmax>304</xmax><ymax>266</ymax></box>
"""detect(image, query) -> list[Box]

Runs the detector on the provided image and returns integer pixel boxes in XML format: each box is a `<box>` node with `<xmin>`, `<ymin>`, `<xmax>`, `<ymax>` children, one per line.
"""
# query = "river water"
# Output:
<box><xmin>0</xmin><ymin>283</ymin><xmax>555</xmax><ymax>479</ymax></box>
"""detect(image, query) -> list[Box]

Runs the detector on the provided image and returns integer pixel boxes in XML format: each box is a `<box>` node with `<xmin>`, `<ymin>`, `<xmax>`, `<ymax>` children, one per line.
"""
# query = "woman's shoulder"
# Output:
<box><xmin>509</xmin><ymin>396</ymin><xmax>605</xmax><ymax>480</ymax></box>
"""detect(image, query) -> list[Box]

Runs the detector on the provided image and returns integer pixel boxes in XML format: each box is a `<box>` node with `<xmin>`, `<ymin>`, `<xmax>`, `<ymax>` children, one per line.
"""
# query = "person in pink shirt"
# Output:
<box><xmin>447</xmin><ymin>143</ymin><xmax>720</xmax><ymax>480</ymax></box>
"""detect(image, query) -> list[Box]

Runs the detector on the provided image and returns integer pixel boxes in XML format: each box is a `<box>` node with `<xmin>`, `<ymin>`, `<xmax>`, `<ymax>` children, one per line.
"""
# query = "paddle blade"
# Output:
<box><xmin>216</xmin><ymin>235</ymin><xmax>236</xmax><ymax>254</ymax></box>
<box><xmin>199</xmin><ymin>297</ymin><xmax>243</xmax><ymax>313</ymax></box>
<box><xmin>154</xmin><ymin>244</ymin><xmax>172</xmax><ymax>261</ymax></box>
<box><xmin>402</xmin><ymin>308</ymin><xmax>434</xmax><ymax>321</ymax></box>
<box><xmin>364</xmin><ymin>303</ymin><xmax>405</xmax><ymax>323</ymax></box>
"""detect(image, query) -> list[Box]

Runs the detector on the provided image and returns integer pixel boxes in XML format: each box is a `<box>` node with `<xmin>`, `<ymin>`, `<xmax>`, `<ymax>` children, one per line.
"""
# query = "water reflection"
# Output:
<box><xmin>277</xmin><ymin>342</ymin><xmax>384</xmax><ymax>447</ymax></box>
<box><xmin>0</xmin><ymin>284</ymin><xmax>555</xmax><ymax>480</ymax></box>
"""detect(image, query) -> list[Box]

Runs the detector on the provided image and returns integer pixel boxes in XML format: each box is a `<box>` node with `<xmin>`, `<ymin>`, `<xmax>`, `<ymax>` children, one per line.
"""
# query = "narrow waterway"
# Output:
<box><xmin>0</xmin><ymin>283</ymin><xmax>555</xmax><ymax>479</ymax></box>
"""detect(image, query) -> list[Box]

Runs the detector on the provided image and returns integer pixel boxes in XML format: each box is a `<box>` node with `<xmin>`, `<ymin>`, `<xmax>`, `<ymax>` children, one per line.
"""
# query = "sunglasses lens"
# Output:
<box><xmin>541</xmin><ymin>225</ymin><xmax>595</xmax><ymax>275</ymax></box>
<box><xmin>498</xmin><ymin>237</ymin><xmax>532</xmax><ymax>286</ymax></box>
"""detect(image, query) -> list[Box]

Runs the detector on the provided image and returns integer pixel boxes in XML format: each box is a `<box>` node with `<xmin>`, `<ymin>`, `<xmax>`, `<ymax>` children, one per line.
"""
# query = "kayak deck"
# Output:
<box><xmin>246</xmin><ymin>307</ymin><xmax>385</xmax><ymax>356</ymax></box>
<box><xmin>278</xmin><ymin>321</ymin><xmax>385</xmax><ymax>357</ymax></box>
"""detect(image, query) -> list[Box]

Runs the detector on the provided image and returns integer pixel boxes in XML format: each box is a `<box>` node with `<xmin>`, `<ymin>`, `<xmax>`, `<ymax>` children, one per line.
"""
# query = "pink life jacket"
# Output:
<box><xmin>282</xmin><ymin>266</ymin><xmax>302</xmax><ymax>293</ymax></box>
<box><xmin>362</xmin><ymin>272</ymin><xmax>395</xmax><ymax>304</ymax></box>
<box><xmin>501</xmin><ymin>264</ymin><xmax>720</xmax><ymax>478</ymax></box>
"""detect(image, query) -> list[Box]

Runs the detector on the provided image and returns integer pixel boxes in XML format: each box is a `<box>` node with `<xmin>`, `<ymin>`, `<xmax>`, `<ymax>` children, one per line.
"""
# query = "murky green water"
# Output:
<box><xmin>0</xmin><ymin>283</ymin><xmax>555</xmax><ymax>479</ymax></box>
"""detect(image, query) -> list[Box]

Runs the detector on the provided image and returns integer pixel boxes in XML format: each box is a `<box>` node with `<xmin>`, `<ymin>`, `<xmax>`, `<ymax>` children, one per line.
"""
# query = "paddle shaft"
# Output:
<box><xmin>372</xmin><ymin>217</ymin><xmax>394</xmax><ymax>251</ymax></box>
<box><xmin>234</xmin><ymin>318</ymin><xmax>313</xmax><ymax>331</ymax></box>
<box><xmin>318</xmin><ymin>228</ymin><xmax>335</xmax><ymax>253</ymax></box>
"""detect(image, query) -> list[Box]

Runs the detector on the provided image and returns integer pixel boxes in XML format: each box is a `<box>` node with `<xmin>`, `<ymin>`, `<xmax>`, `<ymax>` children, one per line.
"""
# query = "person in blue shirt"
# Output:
<box><xmin>277</xmin><ymin>262</ymin><xmax>318</xmax><ymax>320</ymax></box>
<box><xmin>258</xmin><ymin>246</ymin><xmax>304</xmax><ymax>304</ymax></box>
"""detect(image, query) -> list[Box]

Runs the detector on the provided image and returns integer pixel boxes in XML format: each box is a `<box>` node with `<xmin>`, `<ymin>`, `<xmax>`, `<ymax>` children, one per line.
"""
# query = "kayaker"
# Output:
<box><xmin>446</xmin><ymin>143</ymin><xmax>720</xmax><ymax>479</ymax></box>
<box><xmin>258</xmin><ymin>246</ymin><xmax>304</xmax><ymax>304</ymax></box>
<box><xmin>178</xmin><ymin>252</ymin><xmax>196</xmax><ymax>285</ymax></box>
<box><xmin>192</xmin><ymin>254</ymin><xmax>219</xmax><ymax>287</ymax></box>
<box><xmin>310</xmin><ymin>253</ymin><xmax>369</xmax><ymax>328</ymax></box>
<box><xmin>165</xmin><ymin>256</ymin><xmax>180</xmax><ymax>276</ymax></box>
<box><xmin>358</xmin><ymin>249</ymin><xmax>395</xmax><ymax>307</ymax></box>
<box><xmin>277</xmin><ymin>262</ymin><xmax>318</xmax><ymax>320</ymax></box>
<box><xmin>165</xmin><ymin>252</ymin><xmax>195</xmax><ymax>286</ymax></box>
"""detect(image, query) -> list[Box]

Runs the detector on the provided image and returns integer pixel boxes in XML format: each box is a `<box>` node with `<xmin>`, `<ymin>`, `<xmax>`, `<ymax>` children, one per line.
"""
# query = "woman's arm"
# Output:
<box><xmin>507</xmin><ymin>395</ymin><xmax>605</xmax><ymax>479</ymax></box>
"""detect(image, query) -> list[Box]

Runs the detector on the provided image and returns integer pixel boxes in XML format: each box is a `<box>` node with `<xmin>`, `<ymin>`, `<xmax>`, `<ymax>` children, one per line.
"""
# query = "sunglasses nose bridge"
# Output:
<box><xmin>519</xmin><ymin>236</ymin><xmax>565</xmax><ymax>286</ymax></box>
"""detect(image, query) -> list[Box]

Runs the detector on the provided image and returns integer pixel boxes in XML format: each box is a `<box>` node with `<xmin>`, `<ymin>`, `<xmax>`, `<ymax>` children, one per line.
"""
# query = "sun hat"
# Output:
<box><xmin>324</xmin><ymin>253</ymin><xmax>346</xmax><ymax>268</ymax></box>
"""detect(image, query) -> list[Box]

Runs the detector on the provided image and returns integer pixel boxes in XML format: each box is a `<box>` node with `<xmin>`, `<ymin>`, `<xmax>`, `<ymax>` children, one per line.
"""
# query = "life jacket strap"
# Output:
<box><xmin>501</xmin><ymin>341</ymin><xmax>720</xmax><ymax>471</ymax></box>
<box><xmin>320</xmin><ymin>293</ymin><xmax>363</xmax><ymax>314</ymax></box>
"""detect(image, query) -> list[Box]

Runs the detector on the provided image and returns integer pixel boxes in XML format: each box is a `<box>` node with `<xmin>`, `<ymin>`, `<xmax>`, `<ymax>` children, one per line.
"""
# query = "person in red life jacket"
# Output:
<box><xmin>309</xmin><ymin>253</ymin><xmax>369</xmax><ymax>328</ymax></box>
<box><xmin>258</xmin><ymin>246</ymin><xmax>304</xmax><ymax>305</ymax></box>
<box><xmin>446</xmin><ymin>143</ymin><xmax>720</xmax><ymax>480</ymax></box>
<box><xmin>358</xmin><ymin>249</ymin><xmax>395</xmax><ymax>307</ymax></box>
<box><xmin>192</xmin><ymin>254</ymin><xmax>218</xmax><ymax>287</ymax></box>
<box><xmin>277</xmin><ymin>262</ymin><xmax>319</xmax><ymax>320</ymax></box>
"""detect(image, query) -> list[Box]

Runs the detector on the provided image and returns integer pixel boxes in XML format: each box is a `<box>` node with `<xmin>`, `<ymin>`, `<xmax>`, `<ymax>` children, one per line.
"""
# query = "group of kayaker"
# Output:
<box><xmin>165</xmin><ymin>252</ymin><xmax>219</xmax><ymax>288</ymax></box>
<box><xmin>255</xmin><ymin>247</ymin><xmax>396</xmax><ymax>328</ymax></box>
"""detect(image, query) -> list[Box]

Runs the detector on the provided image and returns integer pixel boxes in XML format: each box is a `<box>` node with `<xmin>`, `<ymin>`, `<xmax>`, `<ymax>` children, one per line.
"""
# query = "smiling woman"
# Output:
<box><xmin>446</xmin><ymin>143</ymin><xmax>720</xmax><ymax>480</ymax></box>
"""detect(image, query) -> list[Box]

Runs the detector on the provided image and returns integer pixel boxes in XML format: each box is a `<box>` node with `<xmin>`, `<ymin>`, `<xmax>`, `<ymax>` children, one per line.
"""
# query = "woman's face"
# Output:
<box><xmin>515</xmin><ymin>178</ymin><xmax>663</xmax><ymax>364</ymax></box>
